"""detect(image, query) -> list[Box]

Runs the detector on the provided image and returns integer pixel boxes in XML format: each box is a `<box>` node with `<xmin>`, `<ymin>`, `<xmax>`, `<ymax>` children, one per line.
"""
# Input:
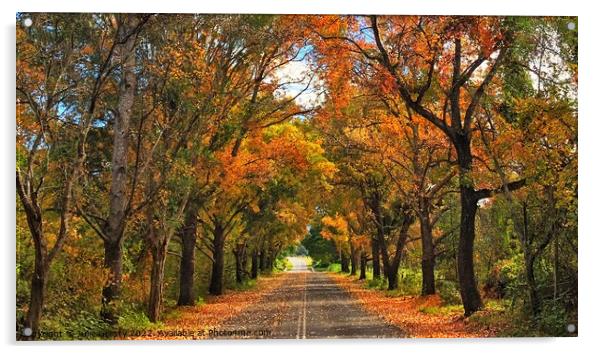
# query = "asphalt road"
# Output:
<box><xmin>213</xmin><ymin>256</ymin><xmax>405</xmax><ymax>339</ymax></box>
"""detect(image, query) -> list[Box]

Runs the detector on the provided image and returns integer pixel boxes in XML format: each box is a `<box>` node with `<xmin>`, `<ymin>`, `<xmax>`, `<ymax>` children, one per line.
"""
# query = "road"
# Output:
<box><xmin>213</xmin><ymin>256</ymin><xmax>405</xmax><ymax>339</ymax></box>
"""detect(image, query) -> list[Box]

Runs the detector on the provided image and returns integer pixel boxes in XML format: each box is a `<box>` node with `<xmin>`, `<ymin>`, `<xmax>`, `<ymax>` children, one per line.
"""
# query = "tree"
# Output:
<box><xmin>99</xmin><ymin>14</ymin><xmax>150</xmax><ymax>322</ymax></box>
<box><xmin>312</xmin><ymin>15</ymin><xmax>529</xmax><ymax>315</ymax></box>
<box><xmin>16</xmin><ymin>13</ymin><xmax>123</xmax><ymax>337</ymax></box>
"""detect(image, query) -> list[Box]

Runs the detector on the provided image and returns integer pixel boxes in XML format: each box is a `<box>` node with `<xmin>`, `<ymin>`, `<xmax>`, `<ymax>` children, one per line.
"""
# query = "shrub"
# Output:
<box><xmin>273</xmin><ymin>257</ymin><xmax>292</xmax><ymax>272</ymax></box>
<box><xmin>537</xmin><ymin>301</ymin><xmax>570</xmax><ymax>336</ymax></box>
<box><xmin>398</xmin><ymin>268</ymin><xmax>422</xmax><ymax>295</ymax></box>
<box><xmin>232</xmin><ymin>278</ymin><xmax>257</xmax><ymax>291</ymax></box>
<box><xmin>366</xmin><ymin>277</ymin><xmax>387</xmax><ymax>290</ymax></box>
<box><xmin>117</xmin><ymin>307</ymin><xmax>161</xmax><ymax>333</ymax></box>
<box><xmin>38</xmin><ymin>311</ymin><xmax>112</xmax><ymax>340</ymax></box>
<box><xmin>327</xmin><ymin>263</ymin><xmax>341</xmax><ymax>273</ymax></box>
<box><xmin>484</xmin><ymin>257</ymin><xmax>522</xmax><ymax>299</ymax></box>
<box><xmin>437</xmin><ymin>279</ymin><xmax>462</xmax><ymax>305</ymax></box>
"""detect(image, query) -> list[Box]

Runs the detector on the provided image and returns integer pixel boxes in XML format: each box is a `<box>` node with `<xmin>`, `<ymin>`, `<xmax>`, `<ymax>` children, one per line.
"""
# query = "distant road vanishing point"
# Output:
<box><xmin>215</xmin><ymin>256</ymin><xmax>405</xmax><ymax>339</ymax></box>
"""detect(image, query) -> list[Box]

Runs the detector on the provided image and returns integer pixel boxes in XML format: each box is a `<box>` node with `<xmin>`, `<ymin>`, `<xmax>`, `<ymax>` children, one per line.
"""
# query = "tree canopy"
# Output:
<box><xmin>16</xmin><ymin>13</ymin><xmax>577</xmax><ymax>339</ymax></box>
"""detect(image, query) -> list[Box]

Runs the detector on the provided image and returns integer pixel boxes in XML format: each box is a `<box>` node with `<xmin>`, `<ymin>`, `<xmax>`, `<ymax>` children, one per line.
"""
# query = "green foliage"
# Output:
<box><xmin>313</xmin><ymin>260</ymin><xmax>341</xmax><ymax>272</ymax></box>
<box><xmin>273</xmin><ymin>257</ymin><xmax>291</xmax><ymax>272</ymax></box>
<box><xmin>117</xmin><ymin>307</ymin><xmax>162</xmax><ymax>332</ymax></box>
<box><xmin>419</xmin><ymin>304</ymin><xmax>463</xmax><ymax>316</ymax></box>
<box><xmin>302</xmin><ymin>224</ymin><xmax>338</xmax><ymax>265</ymax></box>
<box><xmin>436</xmin><ymin>280</ymin><xmax>462</xmax><ymax>305</ymax></box>
<box><xmin>327</xmin><ymin>263</ymin><xmax>342</xmax><ymax>273</ymax></box>
<box><xmin>366</xmin><ymin>277</ymin><xmax>387</xmax><ymax>290</ymax></box>
<box><xmin>39</xmin><ymin>311</ymin><xmax>111</xmax><ymax>340</ymax></box>
<box><xmin>232</xmin><ymin>279</ymin><xmax>257</xmax><ymax>291</ymax></box>
<box><xmin>397</xmin><ymin>268</ymin><xmax>422</xmax><ymax>296</ymax></box>
<box><xmin>536</xmin><ymin>301</ymin><xmax>570</xmax><ymax>336</ymax></box>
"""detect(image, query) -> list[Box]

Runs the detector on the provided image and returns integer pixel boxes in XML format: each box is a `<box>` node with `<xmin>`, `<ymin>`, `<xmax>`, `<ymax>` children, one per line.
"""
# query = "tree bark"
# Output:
<box><xmin>525</xmin><ymin>254</ymin><xmax>540</xmax><ymax>316</ymax></box>
<box><xmin>145</xmin><ymin>187</ymin><xmax>191</xmax><ymax>322</ymax></box>
<box><xmin>177</xmin><ymin>203</ymin><xmax>197</xmax><ymax>306</ymax></box>
<box><xmin>386</xmin><ymin>263</ymin><xmax>399</xmax><ymax>290</ymax></box>
<box><xmin>522</xmin><ymin>202</ymin><xmax>540</xmax><ymax>316</ymax></box>
<box><xmin>457</xmin><ymin>183</ymin><xmax>483</xmax><ymax>315</ymax></box>
<box><xmin>341</xmin><ymin>252</ymin><xmax>350</xmax><ymax>273</ymax></box>
<box><xmin>24</xmin><ymin>246</ymin><xmax>47</xmax><ymax>340</ymax></box>
<box><xmin>209</xmin><ymin>224</ymin><xmax>225</xmax><ymax>295</ymax></box>
<box><xmin>241</xmin><ymin>249</ymin><xmax>248</xmax><ymax>278</ymax></box>
<box><xmin>101</xmin><ymin>15</ymin><xmax>138</xmax><ymax>321</ymax></box>
<box><xmin>452</xmin><ymin>135</ymin><xmax>483</xmax><ymax>316</ymax></box>
<box><xmin>148</xmin><ymin>242</ymin><xmax>167</xmax><ymax>322</ymax></box>
<box><xmin>251</xmin><ymin>251</ymin><xmax>259</xmax><ymax>279</ymax></box>
<box><xmin>419</xmin><ymin>209</ymin><xmax>436</xmax><ymax>295</ymax></box>
<box><xmin>259</xmin><ymin>251</ymin><xmax>266</xmax><ymax>271</ymax></box>
<box><xmin>371</xmin><ymin>236</ymin><xmax>381</xmax><ymax>279</ymax></box>
<box><xmin>233</xmin><ymin>243</ymin><xmax>246</xmax><ymax>284</ymax></box>
<box><xmin>373</xmin><ymin>198</ymin><xmax>413</xmax><ymax>291</ymax></box>
<box><xmin>377</xmin><ymin>233</ymin><xmax>404</xmax><ymax>291</ymax></box>
<box><xmin>349</xmin><ymin>241</ymin><xmax>357</xmax><ymax>275</ymax></box>
<box><xmin>101</xmin><ymin>239</ymin><xmax>123</xmax><ymax>323</ymax></box>
<box><xmin>359</xmin><ymin>252</ymin><xmax>367</xmax><ymax>280</ymax></box>
<box><xmin>17</xmin><ymin>197</ymin><xmax>47</xmax><ymax>340</ymax></box>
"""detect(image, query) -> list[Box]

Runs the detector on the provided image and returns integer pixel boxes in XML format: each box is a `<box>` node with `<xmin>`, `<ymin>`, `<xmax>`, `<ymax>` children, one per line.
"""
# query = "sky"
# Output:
<box><xmin>273</xmin><ymin>45</ymin><xmax>325</xmax><ymax>111</ymax></box>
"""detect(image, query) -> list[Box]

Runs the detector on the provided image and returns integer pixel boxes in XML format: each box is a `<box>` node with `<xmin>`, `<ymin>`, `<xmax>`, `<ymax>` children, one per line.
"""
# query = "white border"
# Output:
<box><xmin>2</xmin><ymin>1</ymin><xmax>598</xmax><ymax>354</ymax></box>
<box><xmin>9</xmin><ymin>1</ymin><xmax>580</xmax><ymax>16</ymax></box>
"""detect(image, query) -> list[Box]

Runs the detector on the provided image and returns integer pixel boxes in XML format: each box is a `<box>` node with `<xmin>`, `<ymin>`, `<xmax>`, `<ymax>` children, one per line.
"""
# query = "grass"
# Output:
<box><xmin>283</xmin><ymin>258</ymin><xmax>293</xmax><ymax>271</ymax></box>
<box><xmin>231</xmin><ymin>278</ymin><xmax>257</xmax><ymax>291</ymax></box>
<box><xmin>118</xmin><ymin>309</ymin><xmax>163</xmax><ymax>331</ymax></box>
<box><xmin>326</xmin><ymin>263</ymin><xmax>341</xmax><ymax>272</ymax></box>
<box><xmin>273</xmin><ymin>257</ymin><xmax>292</xmax><ymax>273</ymax></box>
<box><xmin>311</xmin><ymin>260</ymin><xmax>341</xmax><ymax>272</ymax></box>
<box><xmin>366</xmin><ymin>277</ymin><xmax>388</xmax><ymax>290</ymax></box>
<box><xmin>419</xmin><ymin>304</ymin><xmax>464</xmax><ymax>316</ymax></box>
<box><xmin>328</xmin><ymin>266</ymin><xmax>568</xmax><ymax>337</ymax></box>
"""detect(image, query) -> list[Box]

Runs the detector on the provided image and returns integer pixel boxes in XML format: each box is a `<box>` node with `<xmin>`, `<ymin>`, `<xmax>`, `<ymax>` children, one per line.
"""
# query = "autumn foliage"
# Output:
<box><xmin>16</xmin><ymin>13</ymin><xmax>577</xmax><ymax>339</ymax></box>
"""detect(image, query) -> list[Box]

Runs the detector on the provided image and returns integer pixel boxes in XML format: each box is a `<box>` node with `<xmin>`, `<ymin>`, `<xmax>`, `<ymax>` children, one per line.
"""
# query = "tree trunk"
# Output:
<box><xmin>341</xmin><ymin>253</ymin><xmax>350</xmax><ymax>273</ymax></box>
<box><xmin>378</xmin><ymin>233</ymin><xmax>404</xmax><ymax>291</ymax></box>
<box><xmin>102</xmin><ymin>16</ymin><xmax>138</xmax><ymax>321</ymax></box>
<box><xmin>386</xmin><ymin>262</ymin><xmax>399</xmax><ymax>290</ymax></box>
<box><xmin>233</xmin><ymin>244</ymin><xmax>246</xmax><ymax>284</ymax></box>
<box><xmin>177</xmin><ymin>204</ymin><xmax>197</xmax><ymax>306</ymax></box>
<box><xmin>241</xmin><ymin>250</ymin><xmax>248</xmax><ymax>278</ymax></box>
<box><xmin>371</xmin><ymin>236</ymin><xmax>381</xmax><ymax>278</ymax></box>
<box><xmin>17</xmin><ymin>206</ymin><xmax>46</xmax><ymax>340</ymax></box>
<box><xmin>359</xmin><ymin>252</ymin><xmax>367</xmax><ymax>280</ymax></box>
<box><xmin>251</xmin><ymin>251</ymin><xmax>259</xmax><ymax>279</ymax></box>
<box><xmin>148</xmin><ymin>242</ymin><xmax>167</xmax><ymax>322</ymax></box>
<box><xmin>452</xmin><ymin>137</ymin><xmax>483</xmax><ymax>316</ymax></box>
<box><xmin>457</xmin><ymin>183</ymin><xmax>483</xmax><ymax>316</ymax></box>
<box><xmin>553</xmin><ymin>234</ymin><xmax>559</xmax><ymax>300</ymax></box>
<box><xmin>101</xmin><ymin>239</ymin><xmax>123</xmax><ymax>323</ymax></box>
<box><xmin>259</xmin><ymin>251</ymin><xmax>266</xmax><ymax>271</ymax></box>
<box><xmin>525</xmin><ymin>254</ymin><xmax>540</xmax><ymax>316</ymax></box>
<box><xmin>350</xmin><ymin>241</ymin><xmax>357</xmax><ymax>275</ymax></box>
<box><xmin>23</xmin><ymin>249</ymin><xmax>47</xmax><ymax>340</ymax></box>
<box><xmin>209</xmin><ymin>225</ymin><xmax>225</xmax><ymax>295</ymax></box>
<box><xmin>419</xmin><ymin>212</ymin><xmax>436</xmax><ymax>295</ymax></box>
<box><xmin>421</xmin><ymin>257</ymin><xmax>436</xmax><ymax>295</ymax></box>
